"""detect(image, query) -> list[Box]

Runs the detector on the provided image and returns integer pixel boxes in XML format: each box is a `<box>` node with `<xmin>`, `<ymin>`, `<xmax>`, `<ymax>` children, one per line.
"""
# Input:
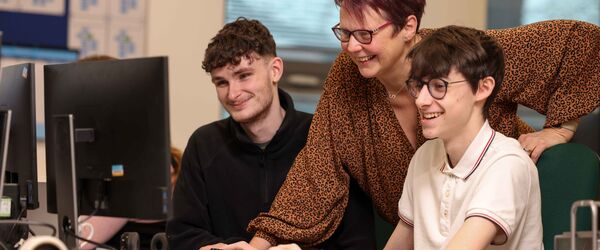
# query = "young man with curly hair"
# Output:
<box><xmin>167</xmin><ymin>17</ymin><xmax>375</xmax><ymax>250</ymax></box>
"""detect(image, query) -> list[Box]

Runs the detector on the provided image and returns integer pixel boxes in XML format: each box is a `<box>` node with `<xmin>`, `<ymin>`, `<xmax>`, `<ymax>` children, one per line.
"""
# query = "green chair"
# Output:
<box><xmin>537</xmin><ymin>143</ymin><xmax>600</xmax><ymax>250</ymax></box>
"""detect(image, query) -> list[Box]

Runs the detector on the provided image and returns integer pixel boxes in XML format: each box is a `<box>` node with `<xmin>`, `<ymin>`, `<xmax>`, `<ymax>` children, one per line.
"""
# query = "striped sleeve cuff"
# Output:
<box><xmin>466</xmin><ymin>208</ymin><xmax>510</xmax><ymax>245</ymax></box>
<box><xmin>398</xmin><ymin>213</ymin><xmax>414</xmax><ymax>228</ymax></box>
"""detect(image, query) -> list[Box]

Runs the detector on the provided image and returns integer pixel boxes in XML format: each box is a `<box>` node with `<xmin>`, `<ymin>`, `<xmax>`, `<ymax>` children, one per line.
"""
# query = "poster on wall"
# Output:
<box><xmin>0</xmin><ymin>0</ymin><xmax>147</xmax><ymax>59</ymax></box>
<box><xmin>108</xmin><ymin>20</ymin><xmax>144</xmax><ymax>58</ymax></box>
<box><xmin>68</xmin><ymin>17</ymin><xmax>107</xmax><ymax>57</ymax></box>
<box><xmin>68</xmin><ymin>0</ymin><xmax>146</xmax><ymax>58</ymax></box>
<box><xmin>0</xmin><ymin>0</ymin><xmax>65</xmax><ymax>15</ymax></box>
<box><xmin>69</xmin><ymin>0</ymin><xmax>108</xmax><ymax>18</ymax></box>
<box><xmin>20</xmin><ymin>0</ymin><xmax>65</xmax><ymax>16</ymax></box>
<box><xmin>110</xmin><ymin>0</ymin><xmax>145</xmax><ymax>21</ymax></box>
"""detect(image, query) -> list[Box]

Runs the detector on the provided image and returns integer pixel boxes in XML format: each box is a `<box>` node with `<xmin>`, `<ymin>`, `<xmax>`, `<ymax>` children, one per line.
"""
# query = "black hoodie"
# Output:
<box><xmin>167</xmin><ymin>89</ymin><xmax>376</xmax><ymax>250</ymax></box>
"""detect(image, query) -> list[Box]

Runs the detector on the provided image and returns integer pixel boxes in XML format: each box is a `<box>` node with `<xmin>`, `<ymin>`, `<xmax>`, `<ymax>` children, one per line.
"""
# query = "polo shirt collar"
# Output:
<box><xmin>440</xmin><ymin>120</ymin><xmax>496</xmax><ymax>180</ymax></box>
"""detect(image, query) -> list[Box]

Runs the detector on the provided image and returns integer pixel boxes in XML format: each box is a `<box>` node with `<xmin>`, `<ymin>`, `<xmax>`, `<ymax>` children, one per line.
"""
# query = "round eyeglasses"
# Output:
<box><xmin>331</xmin><ymin>21</ymin><xmax>392</xmax><ymax>45</ymax></box>
<box><xmin>406</xmin><ymin>78</ymin><xmax>469</xmax><ymax>100</ymax></box>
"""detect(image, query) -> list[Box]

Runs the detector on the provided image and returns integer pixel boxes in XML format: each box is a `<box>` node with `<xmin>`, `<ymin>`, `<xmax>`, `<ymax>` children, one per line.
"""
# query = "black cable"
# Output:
<box><xmin>28</xmin><ymin>227</ymin><xmax>36</xmax><ymax>236</ymax></box>
<box><xmin>63</xmin><ymin>226</ymin><xmax>116</xmax><ymax>250</ymax></box>
<box><xmin>6</xmin><ymin>205</ymin><xmax>27</xmax><ymax>238</ymax></box>
<box><xmin>0</xmin><ymin>240</ymin><xmax>8</xmax><ymax>250</ymax></box>
<box><xmin>0</xmin><ymin>220</ymin><xmax>56</xmax><ymax>236</ymax></box>
<box><xmin>77</xmin><ymin>207</ymin><xmax>99</xmax><ymax>224</ymax></box>
<box><xmin>79</xmin><ymin>180</ymin><xmax>106</xmax><ymax>224</ymax></box>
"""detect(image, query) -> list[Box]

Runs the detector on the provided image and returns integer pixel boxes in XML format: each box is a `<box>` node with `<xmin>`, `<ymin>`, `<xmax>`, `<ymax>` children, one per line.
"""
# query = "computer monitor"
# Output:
<box><xmin>44</xmin><ymin>57</ymin><xmax>171</xmax><ymax>244</ymax></box>
<box><xmin>0</xmin><ymin>63</ymin><xmax>38</xmax><ymax>210</ymax></box>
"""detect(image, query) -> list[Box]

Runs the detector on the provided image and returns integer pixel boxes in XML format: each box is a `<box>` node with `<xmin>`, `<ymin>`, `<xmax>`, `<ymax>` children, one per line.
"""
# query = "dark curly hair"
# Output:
<box><xmin>202</xmin><ymin>17</ymin><xmax>277</xmax><ymax>72</ymax></box>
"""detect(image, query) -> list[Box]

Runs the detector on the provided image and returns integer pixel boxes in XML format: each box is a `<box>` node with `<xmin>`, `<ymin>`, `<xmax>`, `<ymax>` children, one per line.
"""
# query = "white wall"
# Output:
<box><xmin>421</xmin><ymin>0</ymin><xmax>487</xmax><ymax>29</ymax></box>
<box><xmin>146</xmin><ymin>0</ymin><xmax>225</xmax><ymax>150</ymax></box>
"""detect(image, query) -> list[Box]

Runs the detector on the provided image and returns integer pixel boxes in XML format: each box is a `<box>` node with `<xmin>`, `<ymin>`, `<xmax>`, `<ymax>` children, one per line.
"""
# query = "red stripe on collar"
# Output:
<box><xmin>463</xmin><ymin>130</ymin><xmax>495</xmax><ymax>180</ymax></box>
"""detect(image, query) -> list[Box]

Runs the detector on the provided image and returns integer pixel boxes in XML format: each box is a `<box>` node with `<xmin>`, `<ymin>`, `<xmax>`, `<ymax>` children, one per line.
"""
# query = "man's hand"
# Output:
<box><xmin>200</xmin><ymin>241</ymin><xmax>257</xmax><ymax>250</ymax></box>
<box><xmin>518</xmin><ymin>127</ymin><xmax>574</xmax><ymax>163</ymax></box>
<box><xmin>223</xmin><ymin>241</ymin><xmax>259</xmax><ymax>250</ymax></box>
<box><xmin>249</xmin><ymin>237</ymin><xmax>272</xmax><ymax>250</ymax></box>
<box><xmin>200</xmin><ymin>243</ymin><xmax>228</xmax><ymax>250</ymax></box>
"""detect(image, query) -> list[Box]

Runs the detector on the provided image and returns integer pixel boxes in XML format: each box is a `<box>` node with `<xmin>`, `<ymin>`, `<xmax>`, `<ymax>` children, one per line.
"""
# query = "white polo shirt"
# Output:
<box><xmin>398</xmin><ymin>121</ymin><xmax>543</xmax><ymax>250</ymax></box>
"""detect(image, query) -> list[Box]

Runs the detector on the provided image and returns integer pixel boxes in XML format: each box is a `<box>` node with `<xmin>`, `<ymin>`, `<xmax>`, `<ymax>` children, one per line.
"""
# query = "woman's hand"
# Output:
<box><xmin>518</xmin><ymin>127</ymin><xmax>574</xmax><ymax>163</ymax></box>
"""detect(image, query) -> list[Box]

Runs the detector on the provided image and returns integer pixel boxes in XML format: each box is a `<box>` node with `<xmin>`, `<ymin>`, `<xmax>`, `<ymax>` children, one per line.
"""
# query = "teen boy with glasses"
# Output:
<box><xmin>385</xmin><ymin>25</ymin><xmax>542</xmax><ymax>250</ymax></box>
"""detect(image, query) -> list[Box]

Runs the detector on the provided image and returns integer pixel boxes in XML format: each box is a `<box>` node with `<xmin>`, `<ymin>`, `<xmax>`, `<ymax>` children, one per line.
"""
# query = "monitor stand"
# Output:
<box><xmin>0</xmin><ymin>110</ymin><xmax>12</xmax><ymax>199</ymax></box>
<box><xmin>50</xmin><ymin>114</ymin><xmax>79</xmax><ymax>248</ymax></box>
<box><xmin>0</xmin><ymin>110</ymin><xmax>29</xmax><ymax>246</ymax></box>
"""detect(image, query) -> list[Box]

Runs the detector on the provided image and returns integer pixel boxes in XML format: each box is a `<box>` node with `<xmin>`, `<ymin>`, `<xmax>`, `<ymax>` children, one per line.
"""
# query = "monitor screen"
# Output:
<box><xmin>44</xmin><ymin>57</ymin><xmax>171</xmax><ymax>220</ymax></box>
<box><xmin>0</xmin><ymin>63</ymin><xmax>38</xmax><ymax>209</ymax></box>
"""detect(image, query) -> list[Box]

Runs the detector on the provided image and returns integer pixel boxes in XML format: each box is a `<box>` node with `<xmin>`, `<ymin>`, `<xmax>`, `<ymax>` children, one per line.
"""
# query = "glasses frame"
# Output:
<box><xmin>406</xmin><ymin>78</ymin><xmax>469</xmax><ymax>100</ymax></box>
<box><xmin>331</xmin><ymin>21</ymin><xmax>392</xmax><ymax>45</ymax></box>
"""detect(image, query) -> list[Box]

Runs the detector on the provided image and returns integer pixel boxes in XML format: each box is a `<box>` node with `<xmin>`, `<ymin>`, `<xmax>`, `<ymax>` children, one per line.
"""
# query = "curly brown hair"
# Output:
<box><xmin>202</xmin><ymin>17</ymin><xmax>277</xmax><ymax>72</ymax></box>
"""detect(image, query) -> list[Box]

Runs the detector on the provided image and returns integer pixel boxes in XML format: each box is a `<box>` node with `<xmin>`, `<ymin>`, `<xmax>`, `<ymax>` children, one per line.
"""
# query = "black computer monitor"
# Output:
<box><xmin>0</xmin><ymin>63</ymin><xmax>38</xmax><ymax>210</ymax></box>
<box><xmin>44</xmin><ymin>57</ymin><xmax>171</xmax><ymax>244</ymax></box>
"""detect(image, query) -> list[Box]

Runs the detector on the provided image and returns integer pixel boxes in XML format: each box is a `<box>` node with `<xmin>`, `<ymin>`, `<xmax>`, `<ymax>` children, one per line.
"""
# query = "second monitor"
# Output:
<box><xmin>44</xmin><ymin>57</ymin><xmax>171</xmax><ymax>222</ymax></box>
<box><xmin>0</xmin><ymin>63</ymin><xmax>38</xmax><ymax>210</ymax></box>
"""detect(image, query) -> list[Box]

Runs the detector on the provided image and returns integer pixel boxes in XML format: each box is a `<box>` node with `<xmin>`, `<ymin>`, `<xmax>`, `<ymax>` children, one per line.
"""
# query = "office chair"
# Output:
<box><xmin>571</xmin><ymin>108</ymin><xmax>600</xmax><ymax>155</ymax></box>
<box><xmin>537</xmin><ymin>143</ymin><xmax>600</xmax><ymax>250</ymax></box>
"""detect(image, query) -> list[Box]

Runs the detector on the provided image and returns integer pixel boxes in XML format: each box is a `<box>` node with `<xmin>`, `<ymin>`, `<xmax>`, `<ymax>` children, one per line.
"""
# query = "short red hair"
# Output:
<box><xmin>335</xmin><ymin>0</ymin><xmax>426</xmax><ymax>33</ymax></box>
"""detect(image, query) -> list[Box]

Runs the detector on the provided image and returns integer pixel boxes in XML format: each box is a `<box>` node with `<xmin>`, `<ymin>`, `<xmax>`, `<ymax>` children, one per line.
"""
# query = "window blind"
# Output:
<box><xmin>226</xmin><ymin>0</ymin><xmax>341</xmax><ymax>49</ymax></box>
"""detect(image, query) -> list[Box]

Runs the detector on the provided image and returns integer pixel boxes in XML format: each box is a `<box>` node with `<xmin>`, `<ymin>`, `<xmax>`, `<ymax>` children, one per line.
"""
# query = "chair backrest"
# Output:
<box><xmin>537</xmin><ymin>143</ymin><xmax>600</xmax><ymax>250</ymax></box>
<box><xmin>571</xmin><ymin>108</ymin><xmax>599</xmax><ymax>155</ymax></box>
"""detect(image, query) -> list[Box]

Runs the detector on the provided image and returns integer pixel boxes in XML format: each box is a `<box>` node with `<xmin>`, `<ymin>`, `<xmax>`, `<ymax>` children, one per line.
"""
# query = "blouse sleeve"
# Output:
<box><xmin>247</xmin><ymin>54</ymin><xmax>354</xmax><ymax>247</ymax></box>
<box><xmin>488</xmin><ymin>20</ymin><xmax>600</xmax><ymax>128</ymax></box>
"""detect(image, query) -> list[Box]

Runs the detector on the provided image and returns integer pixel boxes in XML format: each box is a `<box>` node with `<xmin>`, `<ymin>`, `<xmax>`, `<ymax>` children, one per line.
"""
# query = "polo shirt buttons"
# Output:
<box><xmin>443</xmin><ymin>210</ymin><xmax>448</xmax><ymax>217</ymax></box>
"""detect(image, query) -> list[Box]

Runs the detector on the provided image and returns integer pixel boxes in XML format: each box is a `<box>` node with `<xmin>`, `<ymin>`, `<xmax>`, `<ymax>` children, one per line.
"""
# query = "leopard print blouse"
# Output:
<box><xmin>248</xmin><ymin>20</ymin><xmax>600</xmax><ymax>246</ymax></box>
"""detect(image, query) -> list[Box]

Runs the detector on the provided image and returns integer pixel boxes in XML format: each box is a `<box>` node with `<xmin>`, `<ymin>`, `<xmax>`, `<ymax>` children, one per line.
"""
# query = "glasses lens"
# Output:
<box><xmin>333</xmin><ymin>28</ymin><xmax>350</xmax><ymax>42</ymax></box>
<box><xmin>428</xmin><ymin>79</ymin><xmax>447</xmax><ymax>99</ymax></box>
<box><xmin>354</xmin><ymin>30</ymin><xmax>372</xmax><ymax>44</ymax></box>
